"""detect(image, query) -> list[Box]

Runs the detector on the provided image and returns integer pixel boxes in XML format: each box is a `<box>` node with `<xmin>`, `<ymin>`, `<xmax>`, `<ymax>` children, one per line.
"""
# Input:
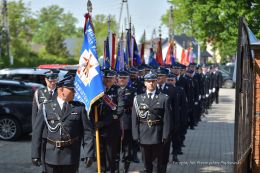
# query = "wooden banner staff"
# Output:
<box><xmin>86</xmin><ymin>1</ymin><xmax>101</xmax><ymax>173</ymax></box>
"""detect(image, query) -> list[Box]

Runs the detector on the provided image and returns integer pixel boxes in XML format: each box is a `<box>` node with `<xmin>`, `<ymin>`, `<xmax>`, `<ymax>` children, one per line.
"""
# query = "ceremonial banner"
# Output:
<box><xmin>74</xmin><ymin>13</ymin><xmax>104</xmax><ymax>113</ymax></box>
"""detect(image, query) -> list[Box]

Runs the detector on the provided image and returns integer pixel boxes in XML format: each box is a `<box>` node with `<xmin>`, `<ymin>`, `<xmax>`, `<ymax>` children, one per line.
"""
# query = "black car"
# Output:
<box><xmin>0</xmin><ymin>68</ymin><xmax>68</xmax><ymax>85</ymax></box>
<box><xmin>220</xmin><ymin>69</ymin><xmax>235</xmax><ymax>89</ymax></box>
<box><xmin>0</xmin><ymin>80</ymin><xmax>44</xmax><ymax>140</ymax></box>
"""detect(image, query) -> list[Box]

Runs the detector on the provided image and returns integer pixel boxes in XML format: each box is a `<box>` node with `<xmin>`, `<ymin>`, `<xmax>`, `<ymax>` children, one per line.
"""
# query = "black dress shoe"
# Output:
<box><xmin>190</xmin><ymin>126</ymin><xmax>195</xmax><ymax>130</ymax></box>
<box><xmin>122</xmin><ymin>157</ymin><xmax>125</xmax><ymax>162</ymax></box>
<box><xmin>172</xmin><ymin>155</ymin><xmax>179</xmax><ymax>163</ymax></box>
<box><xmin>133</xmin><ymin>156</ymin><xmax>140</xmax><ymax>163</ymax></box>
<box><xmin>177</xmin><ymin>150</ymin><xmax>183</xmax><ymax>155</ymax></box>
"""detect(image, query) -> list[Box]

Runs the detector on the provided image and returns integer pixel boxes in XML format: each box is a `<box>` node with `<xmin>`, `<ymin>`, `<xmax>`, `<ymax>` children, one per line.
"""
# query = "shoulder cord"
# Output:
<box><xmin>43</xmin><ymin>103</ymin><xmax>62</xmax><ymax>135</ymax></box>
<box><xmin>36</xmin><ymin>89</ymin><xmax>48</xmax><ymax>109</ymax></box>
<box><xmin>35</xmin><ymin>90</ymin><xmax>40</xmax><ymax>109</ymax></box>
<box><xmin>133</xmin><ymin>96</ymin><xmax>148</xmax><ymax>119</ymax></box>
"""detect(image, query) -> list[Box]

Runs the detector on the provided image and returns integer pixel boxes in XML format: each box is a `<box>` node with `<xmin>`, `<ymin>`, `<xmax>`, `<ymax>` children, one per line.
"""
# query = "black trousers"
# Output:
<box><xmin>172</xmin><ymin>129</ymin><xmax>182</xmax><ymax>155</ymax></box>
<box><xmin>41</xmin><ymin>138</ymin><xmax>47</xmax><ymax>173</ymax></box>
<box><xmin>140</xmin><ymin>143</ymin><xmax>163</xmax><ymax>173</ymax></box>
<box><xmin>215</xmin><ymin>87</ymin><xmax>220</xmax><ymax>103</ymax></box>
<box><xmin>122</xmin><ymin>129</ymin><xmax>133</xmax><ymax>161</ymax></box>
<box><xmin>160</xmin><ymin>139</ymin><xmax>171</xmax><ymax>173</ymax></box>
<box><xmin>45</xmin><ymin>164</ymin><xmax>78</xmax><ymax>173</ymax></box>
<box><xmin>100</xmin><ymin>135</ymin><xmax>120</xmax><ymax>173</ymax></box>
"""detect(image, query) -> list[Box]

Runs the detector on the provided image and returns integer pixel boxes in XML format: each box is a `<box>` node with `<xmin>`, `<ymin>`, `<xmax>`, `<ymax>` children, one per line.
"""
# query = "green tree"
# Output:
<box><xmin>33</xmin><ymin>5</ymin><xmax>78</xmax><ymax>57</ymax></box>
<box><xmin>162</xmin><ymin>0</ymin><xmax>260</xmax><ymax>61</ymax></box>
<box><xmin>45</xmin><ymin>27</ymin><xmax>68</xmax><ymax>57</ymax></box>
<box><xmin>92</xmin><ymin>14</ymin><xmax>117</xmax><ymax>57</ymax></box>
<box><xmin>0</xmin><ymin>0</ymin><xmax>37</xmax><ymax>67</ymax></box>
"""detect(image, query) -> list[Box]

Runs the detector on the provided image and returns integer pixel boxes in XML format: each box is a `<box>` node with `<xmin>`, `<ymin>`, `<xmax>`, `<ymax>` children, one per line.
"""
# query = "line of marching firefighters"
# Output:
<box><xmin>31</xmin><ymin>62</ymin><xmax>222</xmax><ymax>173</ymax></box>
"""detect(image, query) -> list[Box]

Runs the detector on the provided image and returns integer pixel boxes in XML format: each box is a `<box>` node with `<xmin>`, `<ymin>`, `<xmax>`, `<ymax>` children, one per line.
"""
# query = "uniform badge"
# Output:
<box><xmin>113</xmin><ymin>114</ymin><xmax>118</xmax><ymax>119</ymax></box>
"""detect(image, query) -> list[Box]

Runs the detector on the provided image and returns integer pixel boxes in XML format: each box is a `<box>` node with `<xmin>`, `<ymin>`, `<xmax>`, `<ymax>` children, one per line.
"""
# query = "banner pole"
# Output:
<box><xmin>94</xmin><ymin>106</ymin><xmax>101</xmax><ymax>173</ymax></box>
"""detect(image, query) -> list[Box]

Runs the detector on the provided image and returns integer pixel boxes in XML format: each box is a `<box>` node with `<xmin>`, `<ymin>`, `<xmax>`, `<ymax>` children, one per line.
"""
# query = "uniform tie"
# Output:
<box><xmin>157</xmin><ymin>85</ymin><xmax>162</xmax><ymax>93</ymax></box>
<box><xmin>62</xmin><ymin>102</ymin><xmax>67</xmax><ymax>115</ymax></box>
<box><xmin>49</xmin><ymin>90</ymin><xmax>53</xmax><ymax>96</ymax></box>
<box><xmin>148</xmin><ymin>93</ymin><xmax>152</xmax><ymax>104</ymax></box>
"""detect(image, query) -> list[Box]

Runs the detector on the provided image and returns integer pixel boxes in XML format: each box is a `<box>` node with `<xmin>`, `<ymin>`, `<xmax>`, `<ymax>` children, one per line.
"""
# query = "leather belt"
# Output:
<box><xmin>47</xmin><ymin>137</ymin><xmax>79</xmax><ymax>148</ymax></box>
<box><xmin>140</xmin><ymin>119</ymin><xmax>161</xmax><ymax>127</ymax></box>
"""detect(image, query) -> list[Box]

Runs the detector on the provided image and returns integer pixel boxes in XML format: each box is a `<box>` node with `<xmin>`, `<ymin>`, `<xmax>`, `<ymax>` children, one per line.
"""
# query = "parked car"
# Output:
<box><xmin>37</xmin><ymin>64</ymin><xmax>78</xmax><ymax>77</ymax></box>
<box><xmin>0</xmin><ymin>68</ymin><xmax>67</xmax><ymax>85</ymax></box>
<box><xmin>220</xmin><ymin>69</ymin><xmax>235</xmax><ymax>89</ymax></box>
<box><xmin>0</xmin><ymin>79</ymin><xmax>44</xmax><ymax>140</ymax></box>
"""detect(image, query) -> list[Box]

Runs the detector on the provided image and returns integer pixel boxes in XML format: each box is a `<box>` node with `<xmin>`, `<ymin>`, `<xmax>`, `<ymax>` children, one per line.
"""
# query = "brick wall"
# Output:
<box><xmin>253</xmin><ymin>46</ymin><xmax>260</xmax><ymax>173</ymax></box>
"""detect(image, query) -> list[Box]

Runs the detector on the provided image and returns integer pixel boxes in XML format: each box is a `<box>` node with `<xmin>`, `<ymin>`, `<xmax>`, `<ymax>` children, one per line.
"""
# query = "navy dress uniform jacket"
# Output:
<box><xmin>117</xmin><ymin>86</ymin><xmax>136</xmax><ymax>130</ymax></box>
<box><xmin>31</xmin><ymin>99</ymin><xmax>94</xmax><ymax>165</ymax></box>
<box><xmin>132</xmin><ymin>91</ymin><xmax>172</xmax><ymax>145</ymax></box>
<box><xmin>32</xmin><ymin>88</ymin><xmax>57</xmax><ymax>126</ymax></box>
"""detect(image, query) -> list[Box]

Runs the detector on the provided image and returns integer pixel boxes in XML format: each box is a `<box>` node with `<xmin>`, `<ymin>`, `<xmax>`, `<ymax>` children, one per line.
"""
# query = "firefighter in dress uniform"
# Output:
<box><xmin>31</xmin><ymin>76</ymin><xmax>95</xmax><ymax>173</ymax></box>
<box><xmin>89</xmin><ymin>69</ymin><xmax>121</xmax><ymax>173</ymax></box>
<box><xmin>116</xmin><ymin>70</ymin><xmax>136</xmax><ymax>172</ymax></box>
<box><xmin>31</xmin><ymin>69</ymin><xmax>59</xmax><ymax>173</ymax></box>
<box><xmin>132</xmin><ymin>72</ymin><xmax>172</xmax><ymax>173</ymax></box>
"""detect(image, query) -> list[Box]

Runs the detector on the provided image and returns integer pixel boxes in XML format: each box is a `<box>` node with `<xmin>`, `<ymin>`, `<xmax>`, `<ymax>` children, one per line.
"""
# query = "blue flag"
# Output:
<box><xmin>133</xmin><ymin>37</ymin><xmax>142</xmax><ymax>66</ymax></box>
<box><xmin>103</xmin><ymin>38</ymin><xmax>110</xmax><ymax>69</ymax></box>
<box><xmin>148</xmin><ymin>48</ymin><xmax>159</xmax><ymax>67</ymax></box>
<box><xmin>115</xmin><ymin>37</ymin><xmax>124</xmax><ymax>72</ymax></box>
<box><xmin>74</xmin><ymin>14</ymin><xmax>104</xmax><ymax>113</ymax></box>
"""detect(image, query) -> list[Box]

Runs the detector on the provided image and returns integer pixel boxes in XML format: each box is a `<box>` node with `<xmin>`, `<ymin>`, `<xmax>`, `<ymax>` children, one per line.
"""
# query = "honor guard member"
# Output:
<box><xmin>117</xmin><ymin>70</ymin><xmax>136</xmax><ymax>173</ymax></box>
<box><xmin>189</xmin><ymin>64</ymin><xmax>201</xmax><ymax>125</ymax></box>
<box><xmin>209</xmin><ymin>66</ymin><xmax>216</xmax><ymax>105</ymax></box>
<box><xmin>90</xmin><ymin>69</ymin><xmax>120</xmax><ymax>173</ymax></box>
<box><xmin>31</xmin><ymin>76</ymin><xmax>95</xmax><ymax>173</ymax></box>
<box><xmin>186</xmin><ymin>69</ymin><xmax>197</xmax><ymax>129</ymax></box>
<box><xmin>31</xmin><ymin>69</ymin><xmax>59</xmax><ymax>173</ymax></box>
<box><xmin>129</xmin><ymin>67</ymin><xmax>145</xmax><ymax>95</ymax></box>
<box><xmin>166</xmin><ymin>73</ymin><xmax>186</xmax><ymax>162</ymax></box>
<box><xmin>202</xmin><ymin>64</ymin><xmax>210</xmax><ymax>113</ymax></box>
<box><xmin>156</xmin><ymin>67</ymin><xmax>176</xmax><ymax>172</ymax></box>
<box><xmin>132</xmin><ymin>72</ymin><xmax>172</xmax><ymax>173</ymax></box>
<box><xmin>213</xmin><ymin>65</ymin><xmax>223</xmax><ymax>104</ymax></box>
<box><xmin>32</xmin><ymin>70</ymin><xmax>59</xmax><ymax>125</ymax></box>
<box><xmin>128</xmin><ymin>67</ymin><xmax>143</xmax><ymax>163</ymax></box>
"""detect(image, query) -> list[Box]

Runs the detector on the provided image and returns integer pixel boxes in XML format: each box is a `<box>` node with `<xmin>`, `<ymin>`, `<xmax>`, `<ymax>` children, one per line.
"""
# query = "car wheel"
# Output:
<box><xmin>0</xmin><ymin>116</ymin><xmax>22</xmax><ymax>140</ymax></box>
<box><xmin>224</xmin><ymin>80</ymin><xmax>234</xmax><ymax>89</ymax></box>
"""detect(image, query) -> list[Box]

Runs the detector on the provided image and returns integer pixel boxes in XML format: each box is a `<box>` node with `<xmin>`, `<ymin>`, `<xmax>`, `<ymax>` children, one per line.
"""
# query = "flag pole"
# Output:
<box><xmin>94</xmin><ymin>106</ymin><xmax>101</xmax><ymax>173</ymax></box>
<box><xmin>86</xmin><ymin>1</ymin><xmax>101</xmax><ymax>172</ymax></box>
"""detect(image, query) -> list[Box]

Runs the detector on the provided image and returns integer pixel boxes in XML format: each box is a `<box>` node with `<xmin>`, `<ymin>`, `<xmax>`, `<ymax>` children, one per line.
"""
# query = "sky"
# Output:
<box><xmin>14</xmin><ymin>0</ymin><xmax>170</xmax><ymax>42</ymax></box>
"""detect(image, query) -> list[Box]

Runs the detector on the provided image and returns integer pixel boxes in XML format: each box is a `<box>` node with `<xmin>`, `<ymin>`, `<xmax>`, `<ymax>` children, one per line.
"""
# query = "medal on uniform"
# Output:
<box><xmin>113</xmin><ymin>114</ymin><xmax>118</xmax><ymax>119</ymax></box>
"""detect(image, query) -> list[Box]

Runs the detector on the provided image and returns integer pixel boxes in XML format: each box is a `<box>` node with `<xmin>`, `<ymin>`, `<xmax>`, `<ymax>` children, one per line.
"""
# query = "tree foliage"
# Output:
<box><xmin>0</xmin><ymin>1</ymin><xmax>117</xmax><ymax>68</ymax></box>
<box><xmin>1</xmin><ymin>0</ymin><xmax>37</xmax><ymax>67</ymax></box>
<box><xmin>161</xmin><ymin>0</ymin><xmax>260</xmax><ymax>62</ymax></box>
<box><xmin>92</xmin><ymin>14</ymin><xmax>117</xmax><ymax>56</ymax></box>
